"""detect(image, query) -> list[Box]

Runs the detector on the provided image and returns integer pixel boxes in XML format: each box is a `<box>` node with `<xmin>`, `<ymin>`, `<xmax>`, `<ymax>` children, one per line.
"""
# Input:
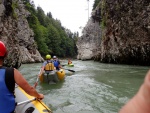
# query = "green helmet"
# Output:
<box><xmin>46</xmin><ymin>54</ymin><xmax>51</xmax><ymax>59</ymax></box>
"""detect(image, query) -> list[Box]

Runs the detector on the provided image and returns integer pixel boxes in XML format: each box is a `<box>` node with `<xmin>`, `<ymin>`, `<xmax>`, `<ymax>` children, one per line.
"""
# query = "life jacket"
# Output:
<box><xmin>44</xmin><ymin>61</ymin><xmax>55</xmax><ymax>71</ymax></box>
<box><xmin>53</xmin><ymin>60</ymin><xmax>60</xmax><ymax>70</ymax></box>
<box><xmin>0</xmin><ymin>66</ymin><xmax>15</xmax><ymax>113</ymax></box>
<box><xmin>53</xmin><ymin>60</ymin><xmax>59</xmax><ymax>67</ymax></box>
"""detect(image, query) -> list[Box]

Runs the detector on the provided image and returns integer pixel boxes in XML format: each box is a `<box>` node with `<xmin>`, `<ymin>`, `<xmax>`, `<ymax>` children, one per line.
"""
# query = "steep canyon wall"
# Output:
<box><xmin>0</xmin><ymin>0</ymin><xmax>44</xmax><ymax>68</ymax></box>
<box><xmin>77</xmin><ymin>0</ymin><xmax>150</xmax><ymax>65</ymax></box>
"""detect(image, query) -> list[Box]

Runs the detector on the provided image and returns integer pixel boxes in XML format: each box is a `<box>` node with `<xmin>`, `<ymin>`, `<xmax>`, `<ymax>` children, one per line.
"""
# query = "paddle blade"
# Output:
<box><xmin>39</xmin><ymin>74</ymin><xmax>44</xmax><ymax>82</ymax></box>
<box><xmin>67</xmin><ymin>69</ymin><xmax>75</xmax><ymax>72</ymax></box>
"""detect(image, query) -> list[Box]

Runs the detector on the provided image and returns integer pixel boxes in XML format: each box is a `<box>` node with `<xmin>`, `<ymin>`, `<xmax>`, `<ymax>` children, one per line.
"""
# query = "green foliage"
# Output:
<box><xmin>23</xmin><ymin>0</ymin><xmax>36</xmax><ymax>14</ymax></box>
<box><xmin>36</xmin><ymin>7</ymin><xmax>47</xmax><ymax>27</ymax></box>
<box><xmin>100</xmin><ymin>0</ymin><xmax>107</xmax><ymax>29</ymax></box>
<box><xmin>100</xmin><ymin>19</ymin><xmax>105</xmax><ymax>29</ymax></box>
<box><xmin>24</xmin><ymin>0</ymin><xmax>78</xmax><ymax>58</ymax></box>
<box><xmin>47</xmin><ymin>25</ymin><xmax>61</xmax><ymax>54</ymax></box>
<box><xmin>33</xmin><ymin>24</ymin><xmax>50</xmax><ymax>55</ymax></box>
<box><xmin>93</xmin><ymin>0</ymin><xmax>101</xmax><ymax>10</ymax></box>
<box><xmin>27</xmin><ymin>15</ymin><xmax>39</xmax><ymax>27</ymax></box>
<box><xmin>93</xmin><ymin>0</ymin><xmax>107</xmax><ymax>29</ymax></box>
<box><xmin>11</xmin><ymin>1</ymin><xmax>18</xmax><ymax>19</ymax></box>
<box><xmin>47</xmin><ymin>12</ymin><xmax>53</xmax><ymax>18</ymax></box>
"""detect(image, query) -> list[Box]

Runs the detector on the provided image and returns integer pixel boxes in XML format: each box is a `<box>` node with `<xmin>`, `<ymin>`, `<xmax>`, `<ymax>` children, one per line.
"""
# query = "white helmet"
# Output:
<box><xmin>53</xmin><ymin>56</ymin><xmax>57</xmax><ymax>59</ymax></box>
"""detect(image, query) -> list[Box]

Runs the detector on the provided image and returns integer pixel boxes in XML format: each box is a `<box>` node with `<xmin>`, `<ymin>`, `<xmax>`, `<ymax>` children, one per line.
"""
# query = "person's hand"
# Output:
<box><xmin>37</xmin><ymin>94</ymin><xmax>44</xmax><ymax>100</ymax></box>
<box><xmin>38</xmin><ymin>74</ymin><xmax>41</xmax><ymax>77</ymax></box>
<box><xmin>38</xmin><ymin>71</ymin><xmax>43</xmax><ymax>77</ymax></box>
<box><xmin>119</xmin><ymin>70</ymin><xmax>150</xmax><ymax>113</ymax></box>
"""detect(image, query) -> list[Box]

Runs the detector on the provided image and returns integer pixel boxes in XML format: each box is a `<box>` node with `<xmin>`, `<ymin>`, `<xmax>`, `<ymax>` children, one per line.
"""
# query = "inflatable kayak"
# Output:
<box><xmin>40</xmin><ymin>69</ymin><xmax>65</xmax><ymax>83</ymax></box>
<box><xmin>67</xmin><ymin>64</ymin><xmax>74</xmax><ymax>67</ymax></box>
<box><xmin>15</xmin><ymin>86</ymin><xmax>52</xmax><ymax>113</ymax></box>
<box><xmin>56</xmin><ymin>69</ymin><xmax>66</xmax><ymax>80</ymax></box>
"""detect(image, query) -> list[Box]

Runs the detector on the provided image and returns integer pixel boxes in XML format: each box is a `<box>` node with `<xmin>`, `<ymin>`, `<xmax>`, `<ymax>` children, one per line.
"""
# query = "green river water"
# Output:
<box><xmin>19</xmin><ymin>60</ymin><xmax>149</xmax><ymax>113</ymax></box>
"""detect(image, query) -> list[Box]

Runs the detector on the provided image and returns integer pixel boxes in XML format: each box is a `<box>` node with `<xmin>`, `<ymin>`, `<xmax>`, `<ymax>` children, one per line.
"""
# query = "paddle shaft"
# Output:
<box><xmin>62</xmin><ymin>64</ymin><xmax>66</xmax><ymax>67</ymax></box>
<box><xmin>63</xmin><ymin>68</ymin><xmax>75</xmax><ymax>72</ymax></box>
<box><xmin>17</xmin><ymin>98</ymin><xmax>36</xmax><ymax>106</ymax></box>
<box><xmin>34</xmin><ymin>68</ymin><xmax>42</xmax><ymax>88</ymax></box>
<box><xmin>61</xmin><ymin>64</ymin><xmax>75</xmax><ymax>72</ymax></box>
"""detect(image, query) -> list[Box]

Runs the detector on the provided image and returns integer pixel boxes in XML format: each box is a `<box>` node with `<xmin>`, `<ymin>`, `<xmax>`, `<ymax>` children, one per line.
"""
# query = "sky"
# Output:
<box><xmin>32</xmin><ymin>0</ymin><xmax>94</xmax><ymax>36</ymax></box>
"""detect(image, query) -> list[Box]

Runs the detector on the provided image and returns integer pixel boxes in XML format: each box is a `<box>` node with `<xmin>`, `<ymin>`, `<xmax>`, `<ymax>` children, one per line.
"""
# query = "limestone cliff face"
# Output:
<box><xmin>0</xmin><ymin>0</ymin><xmax>44</xmax><ymax>68</ymax></box>
<box><xmin>77</xmin><ymin>0</ymin><xmax>150</xmax><ymax>66</ymax></box>
<box><xmin>77</xmin><ymin>19</ymin><xmax>101</xmax><ymax>60</ymax></box>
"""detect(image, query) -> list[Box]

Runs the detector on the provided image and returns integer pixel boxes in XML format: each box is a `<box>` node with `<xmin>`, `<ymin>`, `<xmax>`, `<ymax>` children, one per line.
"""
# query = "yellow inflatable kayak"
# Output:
<box><xmin>56</xmin><ymin>69</ymin><xmax>65</xmax><ymax>80</ymax></box>
<box><xmin>15</xmin><ymin>86</ymin><xmax>52</xmax><ymax>113</ymax></box>
<box><xmin>40</xmin><ymin>69</ymin><xmax>65</xmax><ymax>83</ymax></box>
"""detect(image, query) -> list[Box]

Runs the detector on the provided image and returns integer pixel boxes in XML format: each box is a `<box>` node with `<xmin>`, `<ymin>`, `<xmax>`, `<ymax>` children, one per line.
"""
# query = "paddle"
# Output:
<box><xmin>17</xmin><ymin>98</ymin><xmax>36</xmax><ymax>106</ymax></box>
<box><xmin>33</xmin><ymin>68</ymin><xmax>42</xmax><ymax>88</ymax></box>
<box><xmin>61</xmin><ymin>64</ymin><xmax>67</xmax><ymax>67</ymax></box>
<box><xmin>63</xmin><ymin>68</ymin><xmax>75</xmax><ymax>72</ymax></box>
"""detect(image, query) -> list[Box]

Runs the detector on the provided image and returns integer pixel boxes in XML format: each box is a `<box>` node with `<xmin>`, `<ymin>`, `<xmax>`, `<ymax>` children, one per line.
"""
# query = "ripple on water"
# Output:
<box><xmin>19</xmin><ymin>61</ymin><xmax>149</xmax><ymax>113</ymax></box>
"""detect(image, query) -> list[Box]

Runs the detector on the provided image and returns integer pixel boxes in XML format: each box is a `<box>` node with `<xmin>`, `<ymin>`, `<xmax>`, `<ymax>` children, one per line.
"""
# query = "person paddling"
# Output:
<box><xmin>39</xmin><ymin>54</ymin><xmax>59</xmax><ymax>83</ymax></box>
<box><xmin>68</xmin><ymin>59</ymin><xmax>72</xmax><ymax>65</ymax></box>
<box><xmin>53</xmin><ymin>56</ymin><xmax>62</xmax><ymax>70</ymax></box>
<box><xmin>0</xmin><ymin>41</ymin><xmax>44</xmax><ymax>113</ymax></box>
<box><xmin>40</xmin><ymin>54</ymin><xmax>55</xmax><ymax>74</ymax></box>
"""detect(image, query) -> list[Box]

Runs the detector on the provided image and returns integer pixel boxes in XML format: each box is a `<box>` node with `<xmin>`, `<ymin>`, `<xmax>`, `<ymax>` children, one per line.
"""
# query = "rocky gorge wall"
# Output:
<box><xmin>0</xmin><ymin>0</ymin><xmax>44</xmax><ymax>68</ymax></box>
<box><xmin>77</xmin><ymin>19</ymin><xmax>101</xmax><ymax>60</ymax></box>
<box><xmin>77</xmin><ymin>0</ymin><xmax>150</xmax><ymax>66</ymax></box>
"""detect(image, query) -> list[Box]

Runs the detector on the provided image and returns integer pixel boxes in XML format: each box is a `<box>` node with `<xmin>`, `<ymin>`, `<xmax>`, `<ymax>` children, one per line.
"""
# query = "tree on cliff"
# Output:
<box><xmin>23</xmin><ymin>0</ymin><xmax>78</xmax><ymax>58</ymax></box>
<box><xmin>93</xmin><ymin>0</ymin><xmax>100</xmax><ymax>10</ymax></box>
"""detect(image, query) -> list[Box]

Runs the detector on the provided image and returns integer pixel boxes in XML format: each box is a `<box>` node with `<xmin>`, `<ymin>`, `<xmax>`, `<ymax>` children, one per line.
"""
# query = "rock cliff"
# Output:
<box><xmin>77</xmin><ymin>19</ymin><xmax>101</xmax><ymax>60</ymax></box>
<box><xmin>77</xmin><ymin>0</ymin><xmax>150</xmax><ymax>66</ymax></box>
<box><xmin>0</xmin><ymin>0</ymin><xmax>44</xmax><ymax>68</ymax></box>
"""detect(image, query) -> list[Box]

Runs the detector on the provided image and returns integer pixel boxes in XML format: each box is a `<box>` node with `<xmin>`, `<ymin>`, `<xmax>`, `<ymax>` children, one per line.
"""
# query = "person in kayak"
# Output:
<box><xmin>119</xmin><ymin>70</ymin><xmax>150</xmax><ymax>113</ymax></box>
<box><xmin>41</xmin><ymin>54</ymin><xmax>55</xmax><ymax>73</ymax></box>
<box><xmin>0</xmin><ymin>41</ymin><xmax>44</xmax><ymax>113</ymax></box>
<box><xmin>53</xmin><ymin>56</ymin><xmax>62</xmax><ymax>70</ymax></box>
<box><xmin>68</xmin><ymin>59</ymin><xmax>72</xmax><ymax>65</ymax></box>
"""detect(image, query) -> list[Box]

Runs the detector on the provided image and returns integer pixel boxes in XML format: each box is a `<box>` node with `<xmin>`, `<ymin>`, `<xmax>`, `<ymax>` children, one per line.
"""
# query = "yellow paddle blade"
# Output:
<box><xmin>39</xmin><ymin>73</ymin><xmax>44</xmax><ymax>82</ymax></box>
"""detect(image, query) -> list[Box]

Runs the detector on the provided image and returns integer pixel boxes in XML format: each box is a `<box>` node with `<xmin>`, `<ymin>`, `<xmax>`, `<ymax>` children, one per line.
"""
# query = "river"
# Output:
<box><xmin>19</xmin><ymin>60</ymin><xmax>149</xmax><ymax>113</ymax></box>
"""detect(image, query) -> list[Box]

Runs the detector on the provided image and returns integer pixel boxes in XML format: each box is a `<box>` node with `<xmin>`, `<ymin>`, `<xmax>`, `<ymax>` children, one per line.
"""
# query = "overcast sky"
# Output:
<box><xmin>32</xmin><ymin>0</ymin><xmax>94</xmax><ymax>35</ymax></box>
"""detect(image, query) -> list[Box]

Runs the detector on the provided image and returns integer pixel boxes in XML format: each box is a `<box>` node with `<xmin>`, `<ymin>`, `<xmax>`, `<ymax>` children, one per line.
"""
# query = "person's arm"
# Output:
<box><xmin>58</xmin><ymin>60</ymin><xmax>62</xmax><ymax>68</ymax></box>
<box><xmin>14</xmin><ymin>68</ymin><xmax>44</xmax><ymax>99</ymax></box>
<box><xmin>39</xmin><ymin>61</ymin><xmax>47</xmax><ymax>75</ymax></box>
<box><xmin>119</xmin><ymin>70</ymin><xmax>150</xmax><ymax>113</ymax></box>
<box><xmin>40</xmin><ymin>66</ymin><xmax>44</xmax><ymax>76</ymax></box>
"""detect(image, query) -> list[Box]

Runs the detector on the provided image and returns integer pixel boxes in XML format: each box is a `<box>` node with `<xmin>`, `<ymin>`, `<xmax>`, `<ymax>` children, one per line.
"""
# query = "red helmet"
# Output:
<box><xmin>0</xmin><ymin>41</ymin><xmax>7</xmax><ymax>57</ymax></box>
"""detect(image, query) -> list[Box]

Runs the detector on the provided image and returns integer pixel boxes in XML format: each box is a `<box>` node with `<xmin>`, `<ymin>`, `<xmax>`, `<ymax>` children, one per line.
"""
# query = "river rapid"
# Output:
<box><xmin>19</xmin><ymin>60</ymin><xmax>149</xmax><ymax>113</ymax></box>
